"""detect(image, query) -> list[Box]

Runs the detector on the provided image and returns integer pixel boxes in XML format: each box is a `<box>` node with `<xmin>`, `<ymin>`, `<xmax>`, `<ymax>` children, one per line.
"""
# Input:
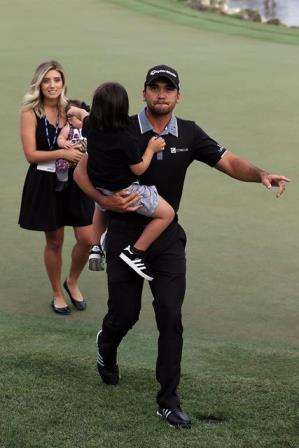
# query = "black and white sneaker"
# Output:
<box><xmin>157</xmin><ymin>407</ymin><xmax>191</xmax><ymax>429</ymax></box>
<box><xmin>119</xmin><ymin>245</ymin><xmax>153</xmax><ymax>281</ymax></box>
<box><xmin>89</xmin><ymin>245</ymin><xmax>105</xmax><ymax>271</ymax></box>
<box><xmin>96</xmin><ymin>330</ymin><xmax>119</xmax><ymax>385</ymax></box>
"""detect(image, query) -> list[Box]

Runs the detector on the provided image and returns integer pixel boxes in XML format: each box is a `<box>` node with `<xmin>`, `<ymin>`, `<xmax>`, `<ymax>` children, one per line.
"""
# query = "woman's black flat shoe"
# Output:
<box><xmin>63</xmin><ymin>279</ymin><xmax>87</xmax><ymax>311</ymax></box>
<box><xmin>51</xmin><ymin>299</ymin><xmax>71</xmax><ymax>315</ymax></box>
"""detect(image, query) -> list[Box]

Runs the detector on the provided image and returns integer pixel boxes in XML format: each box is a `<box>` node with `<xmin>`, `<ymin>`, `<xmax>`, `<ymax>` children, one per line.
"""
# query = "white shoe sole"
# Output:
<box><xmin>119</xmin><ymin>253</ymin><xmax>153</xmax><ymax>281</ymax></box>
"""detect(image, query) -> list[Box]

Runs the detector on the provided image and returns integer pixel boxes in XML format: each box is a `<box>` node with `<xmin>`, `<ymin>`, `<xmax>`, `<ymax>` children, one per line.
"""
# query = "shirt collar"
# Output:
<box><xmin>137</xmin><ymin>107</ymin><xmax>178</xmax><ymax>137</ymax></box>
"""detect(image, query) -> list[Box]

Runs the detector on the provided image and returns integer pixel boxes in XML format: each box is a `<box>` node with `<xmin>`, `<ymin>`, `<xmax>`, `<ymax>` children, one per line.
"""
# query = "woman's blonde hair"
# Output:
<box><xmin>22</xmin><ymin>60</ymin><xmax>68</xmax><ymax>117</ymax></box>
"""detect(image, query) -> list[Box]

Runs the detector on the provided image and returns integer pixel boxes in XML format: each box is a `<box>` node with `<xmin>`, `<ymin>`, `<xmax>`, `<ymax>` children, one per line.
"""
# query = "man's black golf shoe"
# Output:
<box><xmin>157</xmin><ymin>407</ymin><xmax>191</xmax><ymax>429</ymax></box>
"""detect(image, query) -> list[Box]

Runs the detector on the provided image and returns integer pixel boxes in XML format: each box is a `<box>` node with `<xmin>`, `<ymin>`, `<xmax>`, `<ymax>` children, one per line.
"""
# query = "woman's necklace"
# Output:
<box><xmin>44</xmin><ymin>108</ymin><xmax>60</xmax><ymax>150</ymax></box>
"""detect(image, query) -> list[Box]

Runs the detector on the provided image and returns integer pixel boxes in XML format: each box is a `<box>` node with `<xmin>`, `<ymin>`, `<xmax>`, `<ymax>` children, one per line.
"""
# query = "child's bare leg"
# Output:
<box><xmin>134</xmin><ymin>196</ymin><xmax>175</xmax><ymax>251</ymax></box>
<box><xmin>89</xmin><ymin>206</ymin><xmax>107</xmax><ymax>271</ymax></box>
<box><xmin>92</xmin><ymin>205</ymin><xmax>107</xmax><ymax>244</ymax></box>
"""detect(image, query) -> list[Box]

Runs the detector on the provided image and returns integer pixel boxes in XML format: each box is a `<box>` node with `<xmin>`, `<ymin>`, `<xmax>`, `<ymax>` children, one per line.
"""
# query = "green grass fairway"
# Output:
<box><xmin>1</xmin><ymin>1</ymin><xmax>298</xmax><ymax>447</ymax></box>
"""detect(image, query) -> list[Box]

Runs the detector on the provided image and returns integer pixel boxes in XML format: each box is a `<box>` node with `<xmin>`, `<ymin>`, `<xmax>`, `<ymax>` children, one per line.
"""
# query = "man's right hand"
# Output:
<box><xmin>100</xmin><ymin>190</ymin><xmax>141</xmax><ymax>213</ymax></box>
<box><xmin>74</xmin><ymin>155</ymin><xmax>140</xmax><ymax>212</ymax></box>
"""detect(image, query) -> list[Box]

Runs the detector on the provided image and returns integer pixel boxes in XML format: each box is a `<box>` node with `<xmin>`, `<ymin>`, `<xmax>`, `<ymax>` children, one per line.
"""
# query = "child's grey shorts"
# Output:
<box><xmin>95</xmin><ymin>182</ymin><xmax>159</xmax><ymax>217</ymax></box>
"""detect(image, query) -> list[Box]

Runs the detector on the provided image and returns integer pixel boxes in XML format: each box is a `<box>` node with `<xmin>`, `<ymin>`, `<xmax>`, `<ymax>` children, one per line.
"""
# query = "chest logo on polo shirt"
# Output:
<box><xmin>170</xmin><ymin>147</ymin><xmax>189</xmax><ymax>154</ymax></box>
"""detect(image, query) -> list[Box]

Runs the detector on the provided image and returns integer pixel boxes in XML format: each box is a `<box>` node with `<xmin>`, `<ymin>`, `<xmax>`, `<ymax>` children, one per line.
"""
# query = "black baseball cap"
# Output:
<box><xmin>145</xmin><ymin>65</ymin><xmax>180</xmax><ymax>90</ymax></box>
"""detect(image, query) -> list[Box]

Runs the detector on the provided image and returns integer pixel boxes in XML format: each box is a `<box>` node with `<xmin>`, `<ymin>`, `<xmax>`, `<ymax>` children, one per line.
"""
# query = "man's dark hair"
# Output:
<box><xmin>89</xmin><ymin>82</ymin><xmax>130</xmax><ymax>130</ymax></box>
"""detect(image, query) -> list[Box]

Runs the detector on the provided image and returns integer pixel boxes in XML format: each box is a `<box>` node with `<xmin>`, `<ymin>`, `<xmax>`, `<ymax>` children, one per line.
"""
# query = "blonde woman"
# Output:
<box><xmin>19</xmin><ymin>60</ymin><xmax>94</xmax><ymax>315</ymax></box>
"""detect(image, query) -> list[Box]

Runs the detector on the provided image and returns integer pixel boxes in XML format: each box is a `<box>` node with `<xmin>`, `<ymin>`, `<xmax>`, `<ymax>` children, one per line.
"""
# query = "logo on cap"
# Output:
<box><xmin>150</xmin><ymin>69</ymin><xmax>177</xmax><ymax>78</ymax></box>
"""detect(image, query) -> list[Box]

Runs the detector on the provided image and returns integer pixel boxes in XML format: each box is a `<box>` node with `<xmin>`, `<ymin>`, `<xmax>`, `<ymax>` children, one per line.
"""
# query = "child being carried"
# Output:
<box><xmin>71</xmin><ymin>82</ymin><xmax>175</xmax><ymax>281</ymax></box>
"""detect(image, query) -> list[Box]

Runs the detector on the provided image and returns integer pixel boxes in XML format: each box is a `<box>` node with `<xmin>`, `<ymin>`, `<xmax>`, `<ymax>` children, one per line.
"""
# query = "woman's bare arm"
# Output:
<box><xmin>20</xmin><ymin>109</ymin><xmax>83</xmax><ymax>164</ymax></box>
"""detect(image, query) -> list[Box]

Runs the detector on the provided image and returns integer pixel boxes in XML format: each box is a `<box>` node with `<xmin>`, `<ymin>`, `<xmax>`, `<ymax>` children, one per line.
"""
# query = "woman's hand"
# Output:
<box><xmin>61</xmin><ymin>147</ymin><xmax>84</xmax><ymax>164</ymax></box>
<box><xmin>63</xmin><ymin>141</ymin><xmax>74</xmax><ymax>149</ymax></box>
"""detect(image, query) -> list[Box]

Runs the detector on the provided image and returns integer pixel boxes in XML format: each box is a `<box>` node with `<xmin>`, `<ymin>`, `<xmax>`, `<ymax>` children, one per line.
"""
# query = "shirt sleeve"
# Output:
<box><xmin>191</xmin><ymin>122</ymin><xmax>227</xmax><ymax>167</ymax></box>
<box><xmin>121</xmin><ymin>132</ymin><xmax>143</xmax><ymax>165</ymax></box>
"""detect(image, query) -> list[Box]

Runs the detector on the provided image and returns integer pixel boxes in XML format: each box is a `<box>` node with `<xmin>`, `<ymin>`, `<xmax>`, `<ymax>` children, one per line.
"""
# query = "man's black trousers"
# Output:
<box><xmin>100</xmin><ymin>219</ymin><xmax>187</xmax><ymax>409</ymax></box>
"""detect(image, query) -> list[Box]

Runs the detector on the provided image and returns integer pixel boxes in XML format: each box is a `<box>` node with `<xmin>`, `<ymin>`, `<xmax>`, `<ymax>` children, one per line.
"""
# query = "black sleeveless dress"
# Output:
<box><xmin>18</xmin><ymin>114</ymin><xmax>94</xmax><ymax>231</ymax></box>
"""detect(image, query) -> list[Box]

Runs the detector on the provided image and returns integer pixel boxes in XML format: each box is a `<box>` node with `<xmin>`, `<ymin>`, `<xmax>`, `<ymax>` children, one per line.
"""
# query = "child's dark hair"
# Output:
<box><xmin>89</xmin><ymin>82</ymin><xmax>129</xmax><ymax>130</ymax></box>
<box><xmin>66</xmin><ymin>99</ymin><xmax>90</xmax><ymax>113</ymax></box>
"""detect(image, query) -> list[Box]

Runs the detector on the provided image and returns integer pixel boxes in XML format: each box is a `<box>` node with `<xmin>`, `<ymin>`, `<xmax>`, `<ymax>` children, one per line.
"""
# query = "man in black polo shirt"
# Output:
<box><xmin>74</xmin><ymin>65</ymin><xmax>289</xmax><ymax>429</ymax></box>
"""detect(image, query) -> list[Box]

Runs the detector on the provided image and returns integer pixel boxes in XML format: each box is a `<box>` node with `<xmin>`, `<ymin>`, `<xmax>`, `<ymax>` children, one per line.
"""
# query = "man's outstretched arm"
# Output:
<box><xmin>215</xmin><ymin>151</ymin><xmax>290</xmax><ymax>198</ymax></box>
<box><xmin>73</xmin><ymin>154</ymin><xmax>141</xmax><ymax>212</ymax></box>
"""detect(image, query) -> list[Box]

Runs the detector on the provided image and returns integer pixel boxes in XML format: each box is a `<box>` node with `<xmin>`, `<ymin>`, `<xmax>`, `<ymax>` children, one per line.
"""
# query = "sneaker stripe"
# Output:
<box><xmin>96</xmin><ymin>330</ymin><xmax>102</xmax><ymax>344</ymax></box>
<box><xmin>96</xmin><ymin>330</ymin><xmax>106</xmax><ymax>367</ymax></box>
<box><xmin>124</xmin><ymin>245</ymin><xmax>133</xmax><ymax>254</ymax></box>
<box><xmin>161</xmin><ymin>408</ymin><xmax>172</xmax><ymax>418</ymax></box>
<box><xmin>119</xmin><ymin>253</ymin><xmax>153</xmax><ymax>281</ymax></box>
